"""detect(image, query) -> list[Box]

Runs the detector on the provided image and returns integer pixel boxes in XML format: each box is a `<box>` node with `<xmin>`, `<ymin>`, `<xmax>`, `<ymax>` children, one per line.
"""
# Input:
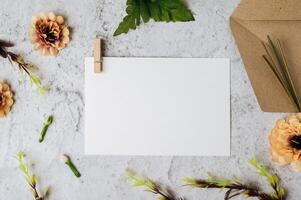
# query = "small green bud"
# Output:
<box><xmin>61</xmin><ymin>154</ymin><xmax>81</xmax><ymax>178</ymax></box>
<box><xmin>38</xmin><ymin>115</ymin><xmax>53</xmax><ymax>143</ymax></box>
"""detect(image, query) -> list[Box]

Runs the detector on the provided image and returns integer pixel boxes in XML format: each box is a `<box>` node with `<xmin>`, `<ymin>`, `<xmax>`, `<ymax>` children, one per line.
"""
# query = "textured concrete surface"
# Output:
<box><xmin>0</xmin><ymin>0</ymin><xmax>300</xmax><ymax>199</ymax></box>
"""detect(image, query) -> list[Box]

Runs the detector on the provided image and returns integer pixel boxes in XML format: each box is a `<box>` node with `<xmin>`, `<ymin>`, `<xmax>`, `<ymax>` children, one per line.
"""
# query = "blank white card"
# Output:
<box><xmin>85</xmin><ymin>57</ymin><xmax>230</xmax><ymax>156</ymax></box>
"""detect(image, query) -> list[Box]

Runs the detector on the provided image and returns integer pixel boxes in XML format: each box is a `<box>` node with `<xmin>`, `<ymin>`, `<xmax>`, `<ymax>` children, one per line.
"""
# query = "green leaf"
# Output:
<box><xmin>278</xmin><ymin>187</ymin><xmax>286</xmax><ymax>197</ymax></box>
<box><xmin>145</xmin><ymin>179</ymin><xmax>156</xmax><ymax>190</ymax></box>
<box><xmin>114</xmin><ymin>0</ymin><xmax>139</xmax><ymax>36</ymax></box>
<box><xmin>26</xmin><ymin>65</ymin><xmax>39</xmax><ymax>73</ymax></box>
<box><xmin>25</xmin><ymin>176</ymin><xmax>33</xmax><ymax>186</ymax></box>
<box><xmin>125</xmin><ymin>170</ymin><xmax>136</xmax><ymax>179</ymax></box>
<box><xmin>182</xmin><ymin>177</ymin><xmax>197</xmax><ymax>184</ymax></box>
<box><xmin>159</xmin><ymin>0</ymin><xmax>194</xmax><ymax>22</ymax></box>
<box><xmin>29</xmin><ymin>75</ymin><xmax>41</xmax><ymax>86</ymax></box>
<box><xmin>15</xmin><ymin>151</ymin><xmax>23</xmax><ymax>161</ymax></box>
<box><xmin>132</xmin><ymin>180</ymin><xmax>146</xmax><ymax>187</ymax></box>
<box><xmin>114</xmin><ymin>0</ymin><xmax>194</xmax><ymax>36</ymax></box>
<box><xmin>29</xmin><ymin>75</ymin><xmax>47</xmax><ymax>94</ymax></box>
<box><xmin>19</xmin><ymin>164</ymin><xmax>28</xmax><ymax>174</ymax></box>
<box><xmin>157</xmin><ymin>196</ymin><xmax>166</xmax><ymax>200</ymax></box>
<box><xmin>207</xmin><ymin>176</ymin><xmax>230</xmax><ymax>187</ymax></box>
<box><xmin>31</xmin><ymin>174</ymin><xmax>37</xmax><ymax>186</ymax></box>
<box><xmin>140</xmin><ymin>0</ymin><xmax>150</xmax><ymax>23</ymax></box>
<box><xmin>249</xmin><ymin>157</ymin><xmax>286</xmax><ymax>199</ymax></box>
<box><xmin>15</xmin><ymin>151</ymin><xmax>42</xmax><ymax>199</ymax></box>
<box><xmin>147</xmin><ymin>1</ymin><xmax>161</xmax><ymax>21</ymax></box>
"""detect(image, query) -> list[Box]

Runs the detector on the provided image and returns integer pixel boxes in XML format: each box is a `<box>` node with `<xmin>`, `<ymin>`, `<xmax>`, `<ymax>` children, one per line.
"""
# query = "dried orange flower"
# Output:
<box><xmin>0</xmin><ymin>82</ymin><xmax>14</xmax><ymax>118</ymax></box>
<box><xmin>269</xmin><ymin>114</ymin><xmax>301</xmax><ymax>172</ymax></box>
<box><xmin>29</xmin><ymin>12</ymin><xmax>70</xmax><ymax>56</ymax></box>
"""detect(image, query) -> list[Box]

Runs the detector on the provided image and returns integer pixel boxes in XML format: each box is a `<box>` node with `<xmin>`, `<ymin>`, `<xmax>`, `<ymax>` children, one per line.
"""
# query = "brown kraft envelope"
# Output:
<box><xmin>230</xmin><ymin>0</ymin><xmax>301</xmax><ymax>112</ymax></box>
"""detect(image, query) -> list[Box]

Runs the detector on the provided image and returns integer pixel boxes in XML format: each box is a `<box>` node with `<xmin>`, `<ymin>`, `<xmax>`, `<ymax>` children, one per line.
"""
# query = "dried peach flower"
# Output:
<box><xmin>0</xmin><ymin>82</ymin><xmax>14</xmax><ymax>118</ymax></box>
<box><xmin>269</xmin><ymin>114</ymin><xmax>301</xmax><ymax>172</ymax></box>
<box><xmin>29</xmin><ymin>12</ymin><xmax>70</xmax><ymax>56</ymax></box>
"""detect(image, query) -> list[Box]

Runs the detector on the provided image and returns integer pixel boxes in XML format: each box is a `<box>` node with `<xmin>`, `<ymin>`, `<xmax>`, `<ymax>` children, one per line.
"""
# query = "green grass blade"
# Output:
<box><xmin>276</xmin><ymin>39</ymin><xmax>301</xmax><ymax>111</ymax></box>
<box><xmin>263</xmin><ymin>36</ymin><xmax>300</xmax><ymax>111</ymax></box>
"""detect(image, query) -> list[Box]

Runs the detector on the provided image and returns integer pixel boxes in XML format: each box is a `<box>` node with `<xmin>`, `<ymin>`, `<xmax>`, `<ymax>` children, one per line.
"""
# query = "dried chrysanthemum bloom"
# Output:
<box><xmin>269</xmin><ymin>114</ymin><xmax>301</xmax><ymax>172</ymax></box>
<box><xmin>29</xmin><ymin>12</ymin><xmax>70</xmax><ymax>56</ymax></box>
<box><xmin>0</xmin><ymin>82</ymin><xmax>14</xmax><ymax>118</ymax></box>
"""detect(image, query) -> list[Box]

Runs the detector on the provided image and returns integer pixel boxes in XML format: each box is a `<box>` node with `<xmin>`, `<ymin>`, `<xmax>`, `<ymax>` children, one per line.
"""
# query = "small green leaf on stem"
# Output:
<box><xmin>29</xmin><ymin>75</ymin><xmax>47</xmax><ymax>95</ymax></box>
<box><xmin>125</xmin><ymin>170</ymin><xmax>182</xmax><ymax>200</ymax></box>
<box><xmin>0</xmin><ymin>40</ymin><xmax>47</xmax><ymax>94</ymax></box>
<box><xmin>249</xmin><ymin>157</ymin><xmax>286</xmax><ymax>199</ymax></box>
<box><xmin>15</xmin><ymin>151</ymin><xmax>43</xmax><ymax>200</ymax></box>
<box><xmin>183</xmin><ymin>158</ymin><xmax>286</xmax><ymax>200</ymax></box>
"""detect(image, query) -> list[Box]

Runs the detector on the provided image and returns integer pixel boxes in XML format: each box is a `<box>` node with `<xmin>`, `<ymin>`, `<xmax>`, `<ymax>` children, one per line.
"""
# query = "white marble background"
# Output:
<box><xmin>0</xmin><ymin>0</ymin><xmax>299</xmax><ymax>199</ymax></box>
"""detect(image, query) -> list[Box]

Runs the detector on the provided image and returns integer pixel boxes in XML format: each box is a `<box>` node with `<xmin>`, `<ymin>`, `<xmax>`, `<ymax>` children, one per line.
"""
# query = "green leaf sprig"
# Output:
<box><xmin>38</xmin><ymin>115</ymin><xmax>53</xmax><ymax>143</ymax></box>
<box><xmin>249</xmin><ymin>158</ymin><xmax>285</xmax><ymax>200</ymax></box>
<box><xmin>0</xmin><ymin>39</ymin><xmax>46</xmax><ymax>94</ymax></box>
<box><xmin>61</xmin><ymin>154</ymin><xmax>81</xmax><ymax>178</ymax></box>
<box><xmin>114</xmin><ymin>0</ymin><xmax>195</xmax><ymax>36</ymax></box>
<box><xmin>15</xmin><ymin>151</ymin><xmax>43</xmax><ymax>200</ymax></box>
<box><xmin>125</xmin><ymin>170</ymin><xmax>183</xmax><ymax>200</ymax></box>
<box><xmin>184</xmin><ymin>158</ymin><xmax>286</xmax><ymax>200</ymax></box>
<box><xmin>262</xmin><ymin>35</ymin><xmax>301</xmax><ymax>111</ymax></box>
<box><xmin>127</xmin><ymin>158</ymin><xmax>286</xmax><ymax>200</ymax></box>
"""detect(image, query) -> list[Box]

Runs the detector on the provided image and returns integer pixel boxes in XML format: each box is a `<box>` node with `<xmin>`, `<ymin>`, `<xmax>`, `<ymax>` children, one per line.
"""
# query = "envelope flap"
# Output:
<box><xmin>232</xmin><ymin>0</ymin><xmax>301</xmax><ymax>21</ymax></box>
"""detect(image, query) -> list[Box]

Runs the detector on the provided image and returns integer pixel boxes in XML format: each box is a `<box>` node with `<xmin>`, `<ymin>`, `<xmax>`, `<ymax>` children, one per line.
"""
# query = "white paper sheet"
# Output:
<box><xmin>85</xmin><ymin>57</ymin><xmax>230</xmax><ymax>156</ymax></box>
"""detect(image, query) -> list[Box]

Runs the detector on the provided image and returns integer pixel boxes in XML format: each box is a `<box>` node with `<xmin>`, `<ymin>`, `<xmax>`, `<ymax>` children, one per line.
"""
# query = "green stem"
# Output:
<box><xmin>32</xmin><ymin>187</ymin><xmax>43</xmax><ymax>200</ymax></box>
<box><xmin>38</xmin><ymin>116</ymin><xmax>53</xmax><ymax>143</ymax></box>
<box><xmin>66</xmin><ymin>161</ymin><xmax>81</xmax><ymax>178</ymax></box>
<box><xmin>39</xmin><ymin>125</ymin><xmax>49</xmax><ymax>143</ymax></box>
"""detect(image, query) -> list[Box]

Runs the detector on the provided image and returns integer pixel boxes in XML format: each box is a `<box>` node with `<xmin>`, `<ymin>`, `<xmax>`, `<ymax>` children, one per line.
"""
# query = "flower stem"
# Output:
<box><xmin>38</xmin><ymin>116</ymin><xmax>53</xmax><ymax>143</ymax></box>
<box><xmin>61</xmin><ymin>154</ymin><xmax>81</xmax><ymax>178</ymax></box>
<box><xmin>66</xmin><ymin>161</ymin><xmax>81</xmax><ymax>178</ymax></box>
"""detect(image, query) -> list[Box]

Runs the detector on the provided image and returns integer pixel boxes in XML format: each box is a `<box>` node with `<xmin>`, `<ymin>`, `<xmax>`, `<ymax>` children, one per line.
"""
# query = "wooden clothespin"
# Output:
<box><xmin>93</xmin><ymin>38</ymin><xmax>102</xmax><ymax>73</ymax></box>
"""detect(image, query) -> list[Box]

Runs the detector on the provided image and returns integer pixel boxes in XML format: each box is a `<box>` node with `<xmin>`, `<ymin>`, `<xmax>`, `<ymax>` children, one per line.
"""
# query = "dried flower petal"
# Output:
<box><xmin>0</xmin><ymin>82</ymin><xmax>14</xmax><ymax>118</ymax></box>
